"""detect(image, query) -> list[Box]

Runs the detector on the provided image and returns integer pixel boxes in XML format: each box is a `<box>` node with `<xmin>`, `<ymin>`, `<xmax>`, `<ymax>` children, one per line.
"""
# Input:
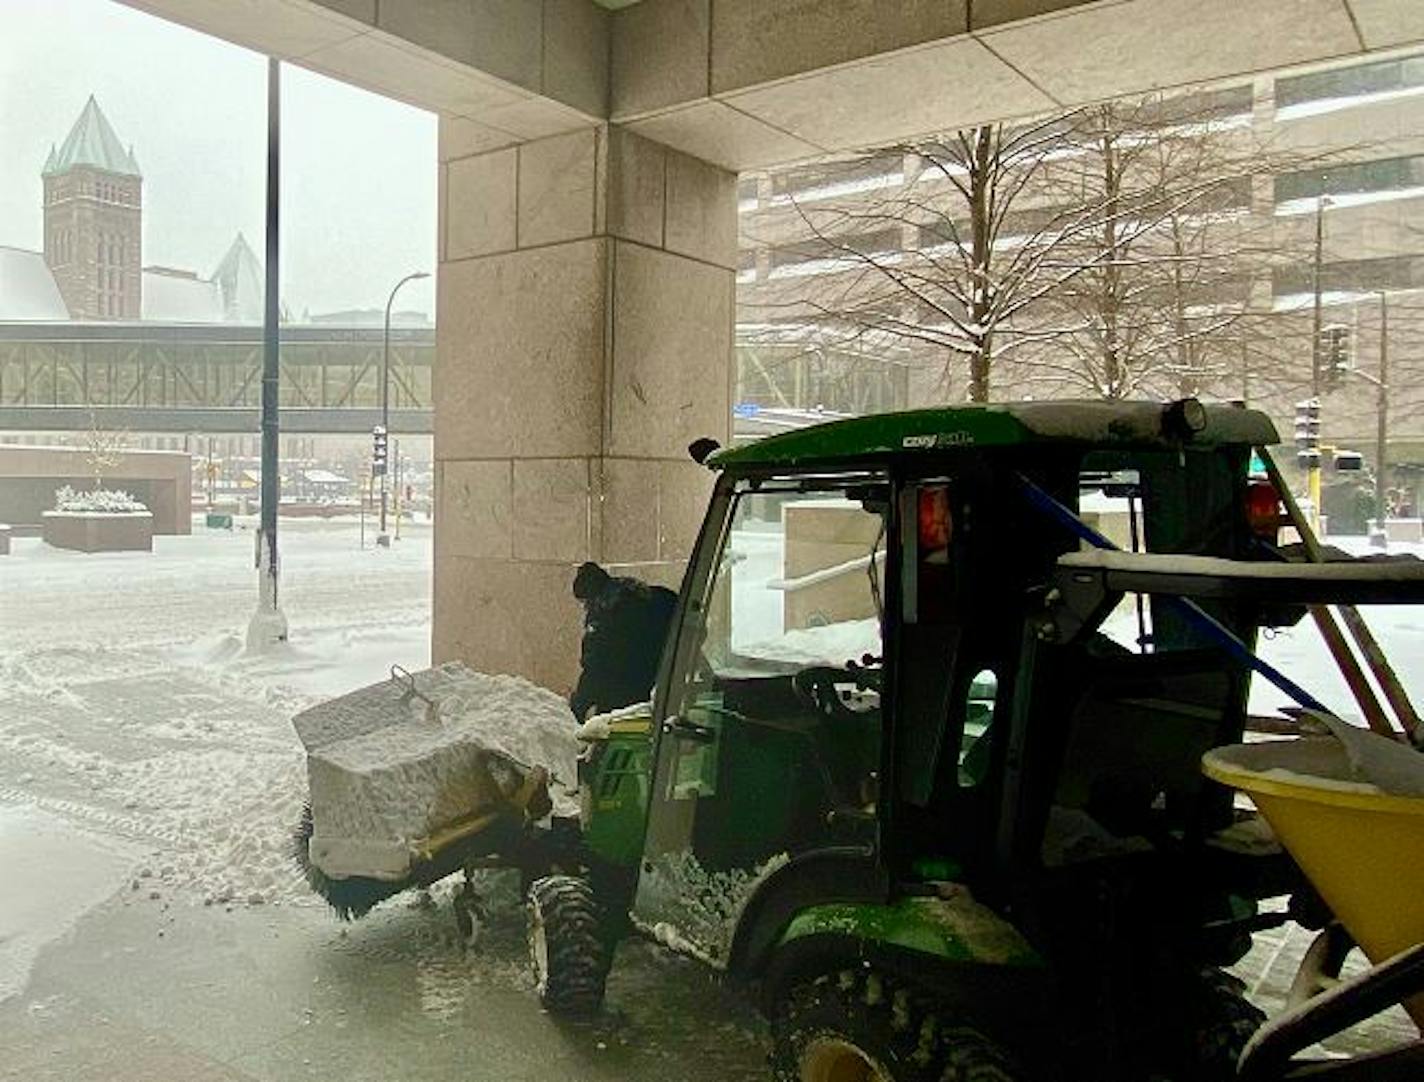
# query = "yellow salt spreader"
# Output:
<box><xmin>1203</xmin><ymin>724</ymin><xmax>1424</xmax><ymax>1081</ymax></box>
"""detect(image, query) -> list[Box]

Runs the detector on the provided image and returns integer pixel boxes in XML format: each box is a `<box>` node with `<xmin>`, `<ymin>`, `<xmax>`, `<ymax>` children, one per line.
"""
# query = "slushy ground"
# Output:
<box><xmin>0</xmin><ymin>519</ymin><xmax>1420</xmax><ymax>1078</ymax></box>
<box><xmin>0</xmin><ymin>519</ymin><xmax>767</xmax><ymax>1081</ymax></box>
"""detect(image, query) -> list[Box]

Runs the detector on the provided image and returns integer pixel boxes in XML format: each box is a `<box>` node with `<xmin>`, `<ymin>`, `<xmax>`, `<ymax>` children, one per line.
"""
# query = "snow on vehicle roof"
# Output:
<box><xmin>710</xmin><ymin>400</ymin><xmax>1277</xmax><ymax>470</ymax></box>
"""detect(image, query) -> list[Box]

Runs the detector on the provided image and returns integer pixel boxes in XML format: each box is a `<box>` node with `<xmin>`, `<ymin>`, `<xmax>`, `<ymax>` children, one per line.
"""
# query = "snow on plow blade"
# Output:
<box><xmin>291</xmin><ymin>662</ymin><xmax>578</xmax><ymax>916</ymax></box>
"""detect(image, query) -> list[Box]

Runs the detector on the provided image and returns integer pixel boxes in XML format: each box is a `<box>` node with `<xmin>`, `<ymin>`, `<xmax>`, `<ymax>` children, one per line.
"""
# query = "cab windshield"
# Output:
<box><xmin>703</xmin><ymin>482</ymin><xmax>886</xmax><ymax>679</ymax></box>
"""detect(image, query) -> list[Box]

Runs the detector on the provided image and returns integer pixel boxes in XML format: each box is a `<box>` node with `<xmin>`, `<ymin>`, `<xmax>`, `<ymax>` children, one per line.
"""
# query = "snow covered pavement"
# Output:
<box><xmin>0</xmin><ymin>518</ymin><xmax>771</xmax><ymax>1082</ymax></box>
<box><xmin>0</xmin><ymin>805</ymin><xmax>139</xmax><ymax>1002</ymax></box>
<box><xmin>2</xmin><ymin>518</ymin><xmax>1422</xmax><ymax>1076</ymax></box>
<box><xmin>0</xmin><ymin>520</ymin><xmax>433</xmax><ymax>969</ymax></box>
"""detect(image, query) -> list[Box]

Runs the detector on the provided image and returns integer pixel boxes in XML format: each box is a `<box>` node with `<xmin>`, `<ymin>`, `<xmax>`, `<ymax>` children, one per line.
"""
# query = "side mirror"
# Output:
<box><xmin>688</xmin><ymin>438</ymin><xmax>721</xmax><ymax>465</ymax></box>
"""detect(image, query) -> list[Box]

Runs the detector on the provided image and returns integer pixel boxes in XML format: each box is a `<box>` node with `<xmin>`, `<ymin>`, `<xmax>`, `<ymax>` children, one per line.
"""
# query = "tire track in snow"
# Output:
<box><xmin>0</xmin><ymin>786</ymin><xmax>175</xmax><ymax>848</ymax></box>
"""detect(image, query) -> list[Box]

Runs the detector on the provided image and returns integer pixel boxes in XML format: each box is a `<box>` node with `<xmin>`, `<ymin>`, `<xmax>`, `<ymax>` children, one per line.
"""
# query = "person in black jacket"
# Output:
<box><xmin>569</xmin><ymin>562</ymin><xmax>678</xmax><ymax>722</ymax></box>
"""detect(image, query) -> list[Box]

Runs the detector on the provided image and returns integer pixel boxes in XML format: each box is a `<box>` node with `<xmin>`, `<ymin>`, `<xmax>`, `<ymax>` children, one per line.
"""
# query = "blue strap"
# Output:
<box><xmin>1018</xmin><ymin>475</ymin><xmax>1328</xmax><ymax>713</ymax></box>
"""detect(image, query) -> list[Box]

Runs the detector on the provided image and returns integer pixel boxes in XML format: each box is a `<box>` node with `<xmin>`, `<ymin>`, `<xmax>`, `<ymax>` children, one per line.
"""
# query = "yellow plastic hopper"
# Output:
<box><xmin>1202</xmin><ymin>737</ymin><xmax>1424</xmax><ymax>1028</ymax></box>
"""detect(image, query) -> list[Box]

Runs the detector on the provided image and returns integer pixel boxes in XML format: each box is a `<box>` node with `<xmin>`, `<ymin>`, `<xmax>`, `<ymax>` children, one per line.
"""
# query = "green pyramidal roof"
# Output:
<box><xmin>211</xmin><ymin>233</ymin><xmax>265</xmax><ymax>322</ymax></box>
<box><xmin>43</xmin><ymin>96</ymin><xmax>141</xmax><ymax>178</ymax></box>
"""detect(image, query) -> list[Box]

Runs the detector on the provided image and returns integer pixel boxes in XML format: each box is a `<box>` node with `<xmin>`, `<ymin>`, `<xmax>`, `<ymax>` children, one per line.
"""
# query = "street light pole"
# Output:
<box><xmin>378</xmin><ymin>271</ymin><xmax>429</xmax><ymax>547</ymax></box>
<box><xmin>1311</xmin><ymin>195</ymin><xmax>1327</xmax><ymax>398</ymax></box>
<box><xmin>246</xmin><ymin>56</ymin><xmax>288</xmax><ymax>652</ymax></box>
<box><xmin>1374</xmin><ymin>290</ymin><xmax>1389</xmax><ymax>547</ymax></box>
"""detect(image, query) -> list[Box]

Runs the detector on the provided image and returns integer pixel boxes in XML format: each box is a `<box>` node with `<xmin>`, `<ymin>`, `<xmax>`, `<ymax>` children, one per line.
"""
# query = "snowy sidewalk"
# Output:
<box><xmin>2</xmin><ymin>520</ymin><xmax>1422</xmax><ymax>1075</ymax></box>
<box><xmin>0</xmin><ymin>806</ymin><xmax>139</xmax><ymax>1003</ymax></box>
<box><xmin>0</xmin><ymin>521</ymin><xmax>432</xmax><ymax>909</ymax></box>
<box><xmin>0</xmin><ymin>879</ymin><xmax>767</xmax><ymax>1082</ymax></box>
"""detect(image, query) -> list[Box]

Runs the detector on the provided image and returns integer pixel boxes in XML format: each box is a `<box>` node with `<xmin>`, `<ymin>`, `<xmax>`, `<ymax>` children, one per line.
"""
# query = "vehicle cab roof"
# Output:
<box><xmin>707</xmin><ymin>400</ymin><xmax>1279</xmax><ymax>472</ymax></box>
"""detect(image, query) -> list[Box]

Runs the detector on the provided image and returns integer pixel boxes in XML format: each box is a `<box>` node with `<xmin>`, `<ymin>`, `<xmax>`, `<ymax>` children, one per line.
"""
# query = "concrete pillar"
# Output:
<box><xmin>434</xmin><ymin>122</ymin><xmax>736</xmax><ymax>692</ymax></box>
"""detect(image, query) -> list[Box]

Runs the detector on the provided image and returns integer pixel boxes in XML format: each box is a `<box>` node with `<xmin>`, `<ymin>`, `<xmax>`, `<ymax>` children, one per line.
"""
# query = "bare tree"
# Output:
<box><xmin>742</xmin><ymin>113</ymin><xmax>1120</xmax><ymax>402</ymax></box>
<box><xmin>739</xmin><ymin>86</ymin><xmax>1348</xmax><ymax>405</ymax></box>
<box><xmin>83</xmin><ymin>409</ymin><xmax>127</xmax><ymax>491</ymax></box>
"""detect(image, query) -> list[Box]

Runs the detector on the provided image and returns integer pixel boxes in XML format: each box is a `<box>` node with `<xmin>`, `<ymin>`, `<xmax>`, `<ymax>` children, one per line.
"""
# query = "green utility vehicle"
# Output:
<box><xmin>525</xmin><ymin>400</ymin><xmax>1424</xmax><ymax>1082</ymax></box>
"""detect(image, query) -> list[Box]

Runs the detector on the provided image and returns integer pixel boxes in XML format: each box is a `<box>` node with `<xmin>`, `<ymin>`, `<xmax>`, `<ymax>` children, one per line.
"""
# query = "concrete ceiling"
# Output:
<box><xmin>614</xmin><ymin>0</ymin><xmax>1418</xmax><ymax>170</ymax></box>
<box><xmin>114</xmin><ymin>0</ymin><xmax>1424</xmax><ymax>174</ymax></box>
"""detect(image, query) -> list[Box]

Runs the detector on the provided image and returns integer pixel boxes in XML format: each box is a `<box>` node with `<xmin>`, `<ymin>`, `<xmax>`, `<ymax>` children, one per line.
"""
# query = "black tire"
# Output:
<box><xmin>526</xmin><ymin>875</ymin><xmax>609</xmax><ymax>1016</ymax></box>
<box><xmin>770</xmin><ymin>967</ymin><xmax>1026</xmax><ymax>1082</ymax></box>
<box><xmin>1188</xmin><ymin>968</ymin><xmax>1265</xmax><ymax>1082</ymax></box>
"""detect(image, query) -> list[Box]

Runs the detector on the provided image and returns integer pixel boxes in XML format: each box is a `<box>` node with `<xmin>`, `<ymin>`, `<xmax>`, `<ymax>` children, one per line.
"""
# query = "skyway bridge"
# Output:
<box><xmin>0</xmin><ymin>321</ymin><xmax>433</xmax><ymax>434</ymax></box>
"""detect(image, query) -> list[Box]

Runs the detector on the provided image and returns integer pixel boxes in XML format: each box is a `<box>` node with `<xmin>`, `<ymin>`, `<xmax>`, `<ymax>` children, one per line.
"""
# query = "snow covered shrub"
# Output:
<box><xmin>53</xmin><ymin>485</ymin><xmax>149</xmax><ymax>514</ymax></box>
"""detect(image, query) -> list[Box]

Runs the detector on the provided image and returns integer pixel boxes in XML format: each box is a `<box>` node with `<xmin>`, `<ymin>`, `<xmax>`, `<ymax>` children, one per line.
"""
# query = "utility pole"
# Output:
<box><xmin>1311</xmin><ymin>195</ymin><xmax>1326</xmax><ymax>398</ymax></box>
<box><xmin>1373</xmin><ymin>291</ymin><xmax>1389</xmax><ymax>548</ymax></box>
<box><xmin>378</xmin><ymin>271</ymin><xmax>428</xmax><ymax>547</ymax></box>
<box><xmin>247</xmin><ymin>57</ymin><xmax>288</xmax><ymax>651</ymax></box>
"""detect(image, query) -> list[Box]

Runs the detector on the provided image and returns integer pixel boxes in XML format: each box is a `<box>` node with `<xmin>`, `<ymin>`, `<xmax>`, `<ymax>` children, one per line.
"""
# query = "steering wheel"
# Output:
<box><xmin>792</xmin><ymin>664</ymin><xmax>880</xmax><ymax>723</ymax></box>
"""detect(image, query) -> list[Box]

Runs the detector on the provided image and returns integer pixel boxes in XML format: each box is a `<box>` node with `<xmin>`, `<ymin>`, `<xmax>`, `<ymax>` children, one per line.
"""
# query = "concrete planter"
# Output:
<box><xmin>42</xmin><ymin>510</ymin><xmax>154</xmax><ymax>553</ymax></box>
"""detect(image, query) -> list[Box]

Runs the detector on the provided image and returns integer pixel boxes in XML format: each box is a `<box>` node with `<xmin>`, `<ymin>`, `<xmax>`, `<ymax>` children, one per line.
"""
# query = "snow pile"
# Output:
<box><xmin>1</xmin><ymin>519</ymin><xmax>440</xmax><ymax>916</ymax></box>
<box><xmin>1308</xmin><ymin>711</ymin><xmax>1424</xmax><ymax>797</ymax></box>
<box><xmin>736</xmin><ymin>618</ymin><xmax>880</xmax><ymax>667</ymax></box>
<box><xmin>51</xmin><ymin>486</ymin><xmax>148</xmax><ymax>514</ymax></box>
<box><xmin>577</xmin><ymin>701</ymin><xmax>651</xmax><ymax>742</ymax></box>
<box><xmin>295</xmin><ymin>662</ymin><xmax>578</xmax><ymax>882</ymax></box>
<box><xmin>1209</xmin><ymin>730</ymin><xmax>1424</xmax><ymax>800</ymax></box>
<box><xmin>120</xmin><ymin>746</ymin><xmax>310</xmax><ymax>907</ymax></box>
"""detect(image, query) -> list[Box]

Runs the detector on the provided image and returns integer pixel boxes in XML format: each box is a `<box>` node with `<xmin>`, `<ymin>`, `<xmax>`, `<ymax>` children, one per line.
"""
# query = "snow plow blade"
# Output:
<box><xmin>290</xmin><ymin>662</ymin><xmax>578</xmax><ymax>919</ymax></box>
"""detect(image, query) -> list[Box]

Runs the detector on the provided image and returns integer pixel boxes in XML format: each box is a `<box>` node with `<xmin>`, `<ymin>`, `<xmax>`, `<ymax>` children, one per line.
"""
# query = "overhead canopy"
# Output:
<box><xmin>114</xmin><ymin>0</ymin><xmax>1424</xmax><ymax>173</ymax></box>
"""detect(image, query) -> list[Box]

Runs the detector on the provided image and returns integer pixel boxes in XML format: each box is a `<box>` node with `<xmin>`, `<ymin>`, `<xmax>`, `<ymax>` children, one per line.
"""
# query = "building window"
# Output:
<box><xmin>771</xmin><ymin>153</ymin><xmax>905</xmax><ymax>204</ymax></box>
<box><xmin>1273</xmin><ymin>253</ymin><xmax>1424</xmax><ymax>298</ymax></box>
<box><xmin>1278</xmin><ymin>56</ymin><xmax>1424</xmax><ymax>112</ymax></box>
<box><xmin>1275</xmin><ymin>155</ymin><xmax>1424</xmax><ymax>208</ymax></box>
<box><xmin>770</xmin><ymin>227</ymin><xmax>901</xmax><ymax>274</ymax></box>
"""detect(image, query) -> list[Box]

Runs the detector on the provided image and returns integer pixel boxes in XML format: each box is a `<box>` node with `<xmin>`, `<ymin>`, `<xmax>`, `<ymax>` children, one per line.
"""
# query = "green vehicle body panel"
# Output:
<box><xmin>580</xmin><ymin>720</ymin><xmax>654</xmax><ymax>869</ymax></box>
<box><xmin>582</xmin><ymin>402</ymin><xmax>1273</xmax><ymax>1009</ymax></box>
<box><xmin>708</xmin><ymin>401</ymin><xmax>1278</xmax><ymax>471</ymax></box>
<box><xmin>778</xmin><ymin>895</ymin><xmax>1045</xmax><ymax>968</ymax></box>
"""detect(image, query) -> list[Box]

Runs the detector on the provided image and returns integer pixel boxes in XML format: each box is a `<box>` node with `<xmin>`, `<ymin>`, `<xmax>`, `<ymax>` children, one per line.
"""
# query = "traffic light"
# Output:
<box><xmin>372</xmin><ymin>425</ymin><xmax>388</xmax><ymax>477</ymax></box>
<box><xmin>1295</xmin><ymin>398</ymin><xmax>1321</xmax><ymax>469</ymax></box>
<box><xmin>1320</xmin><ymin>324</ymin><xmax>1352</xmax><ymax>385</ymax></box>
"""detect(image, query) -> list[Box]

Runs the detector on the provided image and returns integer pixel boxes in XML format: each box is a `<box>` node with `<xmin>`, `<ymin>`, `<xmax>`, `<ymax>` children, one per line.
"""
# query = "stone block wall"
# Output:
<box><xmin>434</xmin><ymin>123</ymin><xmax>735</xmax><ymax>691</ymax></box>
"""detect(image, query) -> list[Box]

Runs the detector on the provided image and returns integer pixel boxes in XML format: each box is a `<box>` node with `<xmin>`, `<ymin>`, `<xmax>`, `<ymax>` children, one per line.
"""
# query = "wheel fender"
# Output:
<box><xmin>761</xmin><ymin>898</ymin><xmax>1056</xmax><ymax>1068</ymax></box>
<box><xmin>777</xmin><ymin>891</ymin><xmax>1043</xmax><ymax>969</ymax></box>
<box><xmin>724</xmin><ymin>847</ymin><xmax>887</xmax><ymax>978</ymax></box>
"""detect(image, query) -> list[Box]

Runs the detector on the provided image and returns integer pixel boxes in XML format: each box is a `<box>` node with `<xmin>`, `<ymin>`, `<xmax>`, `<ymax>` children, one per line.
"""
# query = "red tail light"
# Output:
<box><xmin>918</xmin><ymin>486</ymin><xmax>952</xmax><ymax>550</ymax></box>
<box><xmin>1247</xmin><ymin>480</ymin><xmax>1282</xmax><ymax>542</ymax></box>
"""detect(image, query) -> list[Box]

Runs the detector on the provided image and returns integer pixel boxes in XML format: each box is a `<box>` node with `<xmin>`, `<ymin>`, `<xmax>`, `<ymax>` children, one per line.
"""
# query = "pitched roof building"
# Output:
<box><xmin>5</xmin><ymin>96</ymin><xmax>261</xmax><ymax>325</ymax></box>
<box><xmin>42</xmin><ymin>95</ymin><xmax>143</xmax><ymax>320</ymax></box>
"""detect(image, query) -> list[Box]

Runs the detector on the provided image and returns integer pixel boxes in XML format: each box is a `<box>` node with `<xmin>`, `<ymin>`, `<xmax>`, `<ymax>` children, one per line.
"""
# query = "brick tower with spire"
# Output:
<box><xmin>42</xmin><ymin>96</ymin><xmax>143</xmax><ymax>320</ymax></box>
